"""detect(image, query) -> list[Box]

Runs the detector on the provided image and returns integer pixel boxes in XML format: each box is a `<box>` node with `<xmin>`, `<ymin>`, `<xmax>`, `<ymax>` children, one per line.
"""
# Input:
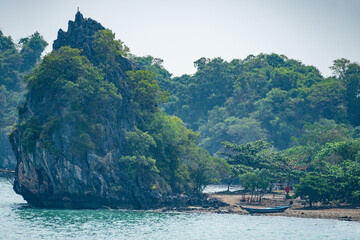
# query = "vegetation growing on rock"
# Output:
<box><xmin>10</xmin><ymin>12</ymin><xmax>226</xmax><ymax>209</ymax></box>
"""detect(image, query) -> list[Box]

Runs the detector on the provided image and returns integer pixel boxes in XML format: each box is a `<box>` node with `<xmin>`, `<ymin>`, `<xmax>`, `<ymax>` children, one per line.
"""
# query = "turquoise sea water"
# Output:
<box><xmin>1</xmin><ymin>178</ymin><xmax>360</xmax><ymax>240</ymax></box>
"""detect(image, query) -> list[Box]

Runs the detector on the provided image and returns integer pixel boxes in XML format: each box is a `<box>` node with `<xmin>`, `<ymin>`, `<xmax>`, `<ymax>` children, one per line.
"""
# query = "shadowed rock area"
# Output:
<box><xmin>0</xmin><ymin>128</ymin><xmax>16</xmax><ymax>169</ymax></box>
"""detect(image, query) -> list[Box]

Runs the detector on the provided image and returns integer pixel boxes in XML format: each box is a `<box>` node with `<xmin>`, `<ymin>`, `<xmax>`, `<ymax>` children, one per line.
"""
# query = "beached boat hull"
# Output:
<box><xmin>241</xmin><ymin>205</ymin><xmax>291</xmax><ymax>214</ymax></box>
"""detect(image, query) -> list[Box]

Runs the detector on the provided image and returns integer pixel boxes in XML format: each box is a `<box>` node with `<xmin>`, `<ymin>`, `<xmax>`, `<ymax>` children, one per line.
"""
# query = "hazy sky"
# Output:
<box><xmin>1</xmin><ymin>0</ymin><xmax>359</xmax><ymax>77</ymax></box>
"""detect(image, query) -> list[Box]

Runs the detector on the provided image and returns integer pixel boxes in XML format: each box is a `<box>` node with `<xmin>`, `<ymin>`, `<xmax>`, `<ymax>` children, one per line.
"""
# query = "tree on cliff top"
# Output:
<box><xmin>19</xmin><ymin>32</ymin><xmax>48</xmax><ymax>72</ymax></box>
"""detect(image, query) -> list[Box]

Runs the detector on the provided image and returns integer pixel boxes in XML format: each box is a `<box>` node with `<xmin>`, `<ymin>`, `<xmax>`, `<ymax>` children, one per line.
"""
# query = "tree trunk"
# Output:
<box><xmin>225</xmin><ymin>178</ymin><xmax>232</xmax><ymax>192</ymax></box>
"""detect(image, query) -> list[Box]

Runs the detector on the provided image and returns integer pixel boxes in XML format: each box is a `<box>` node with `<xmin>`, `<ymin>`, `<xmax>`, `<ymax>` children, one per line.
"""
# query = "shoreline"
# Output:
<box><xmin>173</xmin><ymin>205</ymin><xmax>360</xmax><ymax>222</ymax></box>
<box><xmin>184</xmin><ymin>192</ymin><xmax>360</xmax><ymax>222</ymax></box>
<box><xmin>2</xmin><ymin>177</ymin><xmax>359</xmax><ymax>221</ymax></box>
<box><xmin>157</xmin><ymin>190</ymin><xmax>360</xmax><ymax>222</ymax></box>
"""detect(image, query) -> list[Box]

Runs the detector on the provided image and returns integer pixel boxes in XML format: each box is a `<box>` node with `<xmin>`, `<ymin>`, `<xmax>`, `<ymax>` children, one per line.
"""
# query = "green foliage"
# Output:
<box><xmin>284</xmin><ymin>138</ymin><xmax>360</xmax><ymax>205</ymax></box>
<box><xmin>221</xmin><ymin>139</ymin><xmax>301</xmax><ymax>188</ymax></box>
<box><xmin>124</xmin><ymin>50</ymin><xmax>360</xmax><ymax>203</ymax></box>
<box><xmin>119</xmin><ymin>106</ymin><xmax>223</xmax><ymax>192</ymax></box>
<box><xmin>25</xmin><ymin>46</ymin><xmax>119</xmax><ymax>101</ymax></box>
<box><xmin>240</xmin><ymin>168</ymin><xmax>271</xmax><ymax>192</ymax></box>
<box><xmin>221</xmin><ymin>139</ymin><xmax>272</xmax><ymax>169</ymax></box>
<box><xmin>295</xmin><ymin>174</ymin><xmax>335</xmax><ymax>207</ymax></box>
<box><xmin>151</xmin><ymin>53</ymin><xmax>360</xmax><ymax>203</ymax></box>
<box><xmin>122</xmin><ymin>108</ymin><xmax>227</xmax><ymax>193</ymax></box>
<box><xmin>294</xmin><ymin>119</ymin><xmax>351</xmax><ymax>148</ymax></box>
<box><xmin>342</xmin><ymin>63</ymin><xmax>360</xmax><ymax>125</ymax></box>
<box><xmin>18</xmin><ymin>31</ymin><xmax>48</xmax><ymax>72</ymax></box>
<box><xmin>198</xmin><ymin>114</ymin><xmax>266</xmax><ymax>154</ymax></box>
<box><xmin>127</xmin><ymin>70</ymin><xmax>169</xmax><ymax>114</ymax></box>
<box><xmin>124</xmin><ymin>127</ymin><xmax>156</xmax><ymax>156</ymax></box>
<box><xmin>239</xmin><ymin>172</ymin><xmax>257</xmax><ymax>191</ymax></box>
<box><xmin>314</xmin><ymin>139</ymin><xmax>360</xmax><ymax>164</ymax></box>
<box><xmin>92</xmin><ymin>29</ymin><xmax>130</xmax><ymax>84</ymax></box>
<box><xmin>184</xmin><ymin>147</ymin><xmax>230</xmax><ymax>192</ymax></box>
<box><xmin>239</xmin><ymin>168</ymin><xmax>271</xmax><ymax>201</ymax></box>
<box><xmin>283</xmin><ymin>145</ymin><xmax>317</xmax><ymax>171</ymax></box>
<box><xmin>21</xmin><ymin>46</ymin><xmax>122</xmax><ymax>155</ymax></box>
<box><xmin>134</xmin><ymin>56</ymin><xmax>173</xmax><ymax>91</ymax></box>
<box><xmin>270</xmin><ymin>67</ymin><xmax>299</xmax><ymax>90</ymax></box>
<box><xmin>330</xmin><ymin>58</ymin><xmax>350</xmax><ymax>80</ymax></box>
<box><xmin>142</xmin><ymin>112</ymin><xmax>196</xmax><ymax>191</ymax></box>
<box><xmin>9</xmin><ymin>21</ymin><xmax>360</xmax><ymax>202</ymax></box>
<box><xmin>93</xmin><ymin>29</ymin><xmax>130</xmax><ymax>61</ymax></box>
<box><xmin>324</xmin><ymin>160</ymin><xmax>360</xmax><ymax>204</ymax></box>
<box><xmin>28</xmin><ymin>45</ymin><xmax>120</xmax><ymax>103</ymax></box>
<box><xmin>0</xmin><ymin>85</ymin><xmax>22</xmax><ymax>128</ymax></box>
<box><xmin>0</xmin><ymin>31</ymin><xmax>22</xmax><ymax>91</ymax></box>
<box><xmin>306</xmin><ymin>77</ymin><xmax>347</xmax><ymax>122</ymax></box>
<box><xmin>164</xmin><ymin>57</ymin><xmax>235</xmax><ymax>130</ymax></box>
<box><xmin>20</xmin><ymin>116</ymin><xmax>40</xmax><ymax>153</ymax></box>
<box><xmin>162</xmin><ymin>53</ymin><xmax>359</xmax><ymax>153</ymax></box>
<box><xmin>118</xmin><ymin>155</ymin><xmax>159</xmax><ymax>186</ymax></box>
<box><xmin>72</xmin><ymin>132</ymin><xmax>94</xmax><ymax>152</ymax></box>
<box><xmin>114</xmin><ymin>110</ymin><xmax>225</xmax><ymax>193</ymax></box>
<box><xmin>220</xmin><ymin>139</ymin><xmax>274</xmax><ymax>186</ymax></box>
<box><xmin>0</xmin><ymin>31</ymin><xmax>47</xmax><ymax>131</ymax></box>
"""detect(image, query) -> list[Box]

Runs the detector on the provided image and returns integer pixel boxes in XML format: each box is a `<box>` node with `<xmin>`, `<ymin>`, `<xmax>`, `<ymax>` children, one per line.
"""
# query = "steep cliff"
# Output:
<box><xmin>10</xmin><ymin>12</ymin><xmax>222</xmax><ymax>209</ymax></box>
<box><xmin>53</xmin><ymin>12</ymin><xmax>133</xmax><ymax>92</ymax></box>
<box><xmin>0</xmin><ymin>128</ymin><xmax>16</xmax><ymax>169</ymax></box>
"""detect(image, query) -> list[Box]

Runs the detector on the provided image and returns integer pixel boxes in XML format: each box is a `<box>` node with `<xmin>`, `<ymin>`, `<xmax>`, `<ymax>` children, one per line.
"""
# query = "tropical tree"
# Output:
<box><xmin>19</xmin><ymin>32</ymin><xmax>48</xmax><ymax>72</ymax></box>
<box><xmin>295</xmin><ymin>174</ymin><xmax>335</xmax><ymax>208</ymax></box>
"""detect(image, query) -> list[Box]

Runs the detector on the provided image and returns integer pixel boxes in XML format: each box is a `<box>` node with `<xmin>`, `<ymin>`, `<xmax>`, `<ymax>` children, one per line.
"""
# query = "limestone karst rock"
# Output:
<box><xmin>10</xmin><ymin>12</ymin><xmax>224</xmax><ymax>209</ymax></box>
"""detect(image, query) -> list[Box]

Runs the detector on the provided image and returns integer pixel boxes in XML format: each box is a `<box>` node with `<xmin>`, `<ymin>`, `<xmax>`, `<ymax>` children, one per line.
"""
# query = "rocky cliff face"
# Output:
<box><xmin>0</xmin><ymin>128</ymin><xmax>16</xmax><ymax>169</ymax></box>
<box><xmin>53</xmin><ymin>12</ymin><xmax>133</xmax><ymax>92</ymax></box>
<box><xmin>10</xmin><ymin>12</ymin><xmax>221</xmax><ymax>209</ymax></box>
<box><xmin>11</xmin><ymin>12</ymin><xmax>142</xmax><ymax>209</ymax></box>
<box><xmin>53</xmin><ymin>12</ymin><xmax>104</xmax><ymax>60</ymax></box>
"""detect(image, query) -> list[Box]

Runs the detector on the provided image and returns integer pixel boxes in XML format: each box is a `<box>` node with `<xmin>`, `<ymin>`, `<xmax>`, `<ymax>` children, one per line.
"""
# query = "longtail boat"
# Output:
<box><xmin>241</xmin><ymin>201</ymin><xmax>293</xmax><ymax>214</ymax></box>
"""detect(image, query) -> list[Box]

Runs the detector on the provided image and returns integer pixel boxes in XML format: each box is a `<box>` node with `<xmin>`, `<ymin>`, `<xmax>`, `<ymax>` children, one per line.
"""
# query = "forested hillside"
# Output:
<box><xmin>137</xmin><ymin>54</ymin><xmax>360</xmax><ymax>154</ymax></box>
<box><xmin>0</xmin><ymin>31</ymin><xmax>47</xmax><ymax>168</ymax></box>
<box><xmin>136</xmin><ymin>54</ymin><xmax>360</xmax><ymax>205</ymax></box>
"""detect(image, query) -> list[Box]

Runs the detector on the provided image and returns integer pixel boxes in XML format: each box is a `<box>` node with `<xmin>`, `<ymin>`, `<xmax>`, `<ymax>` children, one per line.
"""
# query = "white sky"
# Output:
<box><xmin>0</xmin><ymin>0</ymin><xmax>359</xmax><ymax>77</ymax></box>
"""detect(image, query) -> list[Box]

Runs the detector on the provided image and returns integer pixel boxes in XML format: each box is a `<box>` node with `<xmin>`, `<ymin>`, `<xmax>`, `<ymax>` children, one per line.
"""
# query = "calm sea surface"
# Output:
<box><xmin>1</xmin><ymin>178</ymin><xmax>360</xmax><ymax>240</ymax></box>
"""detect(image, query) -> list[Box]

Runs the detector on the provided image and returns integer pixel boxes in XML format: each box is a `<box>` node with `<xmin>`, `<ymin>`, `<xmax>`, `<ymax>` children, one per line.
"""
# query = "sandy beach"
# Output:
<box><xmin>185</xmin><ymin>191</ymin><xmax>360</xmax><ymax>222</ymax></box>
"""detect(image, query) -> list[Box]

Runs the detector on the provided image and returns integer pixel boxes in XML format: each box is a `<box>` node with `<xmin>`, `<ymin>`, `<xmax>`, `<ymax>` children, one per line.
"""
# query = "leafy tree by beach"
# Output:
<box><xmin>239</xmin><ymin>168</ymin><xmax>271</xmax><ymax>202</ymax></box>
<box><xmin>295</xmin><ymin>174</ymin><xmax>335</xmax><ymax>208</ymax></box>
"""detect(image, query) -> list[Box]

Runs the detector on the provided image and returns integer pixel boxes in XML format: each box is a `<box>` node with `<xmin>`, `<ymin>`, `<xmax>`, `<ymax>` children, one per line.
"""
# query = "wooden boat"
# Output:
<box><xmin>240</xmin><ymin>201</ymin><xmax>292</xmax><ymax>214</ymax></box>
